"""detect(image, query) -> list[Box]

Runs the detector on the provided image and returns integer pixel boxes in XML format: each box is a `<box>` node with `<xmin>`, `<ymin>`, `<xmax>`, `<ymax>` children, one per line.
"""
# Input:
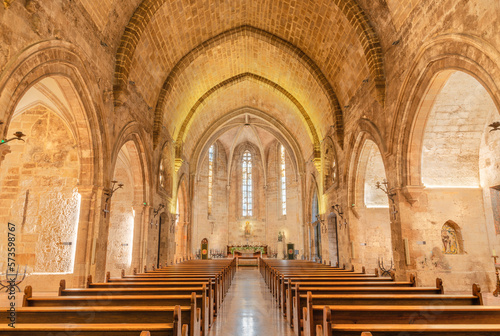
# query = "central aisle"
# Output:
<box><xmin>208</xmin><ymin>268</ymin><xmax>295</xmax><ymax>336</ymax></box>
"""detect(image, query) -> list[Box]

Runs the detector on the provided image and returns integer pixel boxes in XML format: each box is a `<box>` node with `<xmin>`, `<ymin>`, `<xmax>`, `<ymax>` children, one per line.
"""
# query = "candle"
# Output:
<box><xmin>493</xmin><ymin>249</ymin><xmax>497</xmax><ymax>257</ymax></box>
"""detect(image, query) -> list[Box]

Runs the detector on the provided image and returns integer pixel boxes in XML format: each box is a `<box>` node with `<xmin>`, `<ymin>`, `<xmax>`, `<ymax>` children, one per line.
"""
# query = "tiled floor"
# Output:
<box><xmin>208</xmin><ymin>267</ymin><xmax>295</xmax><ymax>336</ymax></box>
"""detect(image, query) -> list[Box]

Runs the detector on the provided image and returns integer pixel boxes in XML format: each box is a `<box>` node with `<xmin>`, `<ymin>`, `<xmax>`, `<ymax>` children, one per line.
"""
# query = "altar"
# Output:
<box><xmin>227</xmin><ymin>245</ymin><xmax>267</xmax><ymax>267</ymax></box>
<box><xmin>227</xmin><ymin>245</ymin><xmax>268</xmax><ymax>256</ymax></box>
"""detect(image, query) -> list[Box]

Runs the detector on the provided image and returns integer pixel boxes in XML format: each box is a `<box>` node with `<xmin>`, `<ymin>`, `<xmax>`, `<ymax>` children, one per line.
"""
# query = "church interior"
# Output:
<box><xmin>0</xmin><ymin>0</ymin><xmax>500</xmax><ymax>335</ymax></box>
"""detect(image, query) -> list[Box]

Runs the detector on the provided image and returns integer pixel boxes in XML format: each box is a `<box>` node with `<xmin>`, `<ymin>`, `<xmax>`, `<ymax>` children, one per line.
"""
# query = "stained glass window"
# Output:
<box><xmin>280</xmin><ymin>144</ymin><xmax>287</xmax><ymax>216</ymax></box>
<box><xmin>242</xmin><ymin>151</ymin><xmax>252</xmax><ymax>217</ymax></box>
<box><xmin>441</xmin><ymin>223</ymin><xmax>459</xmax><ymax>254</ymax></box>
<box><xmin>208</xmin><ymin>145</ymin><xmax>214</xmax><ymax>216</ymax></box>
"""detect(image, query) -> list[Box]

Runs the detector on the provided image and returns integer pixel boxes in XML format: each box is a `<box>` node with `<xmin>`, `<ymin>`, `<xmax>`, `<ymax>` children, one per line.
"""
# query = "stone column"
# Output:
<box><xmin>142</xmin><ymin>205</ymin><xmax>152</xmax><ymax>268</ymax></box>
<box><xmin>131</xmin><ymin>205</ymin><xmax>145</xmax><ymax>272</ymax></box>
<box><xmin>171</xmin><ymin>215</ymin><xmax>178</xmax><ymax>262</ymax></box>
<box><xmin>93</xmin><ymin>186</ymin><xmax>111</xmax><ymax>282</ymax></box>
<box><xmin>73</xmin><ymin>185</ymin><xmax>97</xmax><ymax>287</ymax></box>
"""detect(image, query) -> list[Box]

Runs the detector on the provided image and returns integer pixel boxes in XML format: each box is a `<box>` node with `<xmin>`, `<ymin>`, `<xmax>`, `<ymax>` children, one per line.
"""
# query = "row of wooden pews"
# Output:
<box><xmin>1</xmin><ymin>258</ymin><xmax>236</xmax><ymax>336</ymax></box>
<box><xmin>260</xmin><ymin>258</ymin><xmax>500</xmax><ymax>336</ymax></box>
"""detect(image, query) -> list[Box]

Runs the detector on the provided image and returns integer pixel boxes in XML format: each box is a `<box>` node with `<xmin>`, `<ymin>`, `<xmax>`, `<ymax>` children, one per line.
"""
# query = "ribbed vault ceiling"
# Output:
<box><xmin>103</xmin><ymin>0</ymin><xmax>386</xmax><ymax>159</ymax></box>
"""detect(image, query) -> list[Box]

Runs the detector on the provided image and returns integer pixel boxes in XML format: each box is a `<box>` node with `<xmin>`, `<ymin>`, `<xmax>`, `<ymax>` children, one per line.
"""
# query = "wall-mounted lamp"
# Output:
<box><xmin>153</xmin><ymin>204</ymin><xmax>165</xmax><ymax>217</ymax></box>
<box><xmin>0</xmin><ymin>121</ymin><xmax>26</xmax><ymax>146</ymax></box>
<box><xmin>316</xmin><ymin>214</ymin><xmax>328</xmax><ymax>233</ymax></box>
<box><xmin>375</xmin><ymin>179</ymin><xmax>398</xmax><ymax>220</ymax></box>
<box><xmin>489</xmin><ymin>121</ymin><xmax>500</xmax><ymax>132</ymax></box>
<box><xmin>150</xmin><ymin>203</ymin><xmax>165</xmax><ymax>228</ymax></box>
<box><xmin>332</xmin><ymin>204</ymin><xmax>348</xmax><ymax>229</ymax></box>
<box><xmin>103</xmin><ymin>180</ymin><xmax>124</xmax><ymax>218</ymax></box>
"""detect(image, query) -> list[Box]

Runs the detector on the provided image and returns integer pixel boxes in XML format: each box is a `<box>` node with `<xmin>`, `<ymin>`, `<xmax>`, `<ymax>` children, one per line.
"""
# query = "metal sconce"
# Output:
<box><xmin>150</xmin><ymin>203</ymin><xmax>165</xmax><ymax>228</ymax></box>
<box><xmin>375</xmin><ymin>179</ymin><xmax>398</xmax><ymax>220</ymax></box>
<box><xmin>332</xmin><ymin>204</ymin><xmax>348</xmax><ymax>229</ymax></box>
<box><xmin>317</xmin><ymin>214</ymin><xmax>327</xmax><ymax>233</ymax></box>
<box><xmin>102</xmin><ymin>180</ymin><xmax>124</xmax><ymax>218</ymax></box>
<box><xmin>489</xmin><ymin>121</ymin><xmax>500</xmax><ymax>132</ymax></box>
<box><xmin>0</xmin><ymin>122</ymin><xmax>26</xmax><ymax>146</ymax></box>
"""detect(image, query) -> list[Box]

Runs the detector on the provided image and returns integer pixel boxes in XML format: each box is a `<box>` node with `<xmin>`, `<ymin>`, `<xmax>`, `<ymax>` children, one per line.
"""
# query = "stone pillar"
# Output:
<box><xmin>93</xmin><ymin>186</ymin><xmax>111</xmax><ymax>282</ymax></box>
<box><xmin>142</xmin><ymin>205</ymin><xmax>152</xmax><ymax>267</ymax></box>
<box><xmin>73</xmin><ymin>185</ymin><xmax>96</xmax><ymax>287</ymax></box>
<box><xmin>131</xmin><ymin>205</ymin><xmax>145</xmax><ymax>272</ymax></box>
<box><xmin>171</xmin><ymin>216</ymin><xmax>178</xmax><ymax>262</ymax></box>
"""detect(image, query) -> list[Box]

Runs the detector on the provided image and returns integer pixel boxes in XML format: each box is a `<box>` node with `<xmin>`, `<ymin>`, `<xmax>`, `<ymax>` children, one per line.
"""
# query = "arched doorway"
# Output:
<box><xmin>407</xmin><ymin>70</ymin><xmax>500</xmax><ymax>289</ymax></box>
<box><xmin>350</xmin><ymin>139</ymin><xmax>393</xmax><ymax>271</ymax></box>
<box><xmin>0</xmin><ymin>75</ymin><xmax>97</xmax><ymax>289</ymax></box>
<box><xmin>106</xmin><ymin>140</ymin><xmax>145</xmax><ymax>276</ymax></box>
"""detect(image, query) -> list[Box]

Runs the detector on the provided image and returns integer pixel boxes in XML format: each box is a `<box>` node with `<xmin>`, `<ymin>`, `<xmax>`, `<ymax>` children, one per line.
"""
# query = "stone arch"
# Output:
<box><xmin>0</xmin><ymin>103</ymin><xmax>81</xmax><ymax>274</ymax></box>
<box><xmin>111</xmin><ymin>122</ymin><xmax>152</xmax><ymax>204</ymax></box>
<box><xmin>230</xmin><ymin>141</ymin><xmax>264</xmax><ymax>188</ymax></box>
<box><xmin>347</xmin><ymin>121</ymin><xmax>389</xmax><ymax>210</ymax></box>
<box><xmin>0</xmin><ymin>40</ymin><xmax>105</xmax><ymax>186</ymax></box>
<box><xmin>190</xmin><ymin>107</ymin><xmax>305</xmax><ymax>182</ymax></box>
<box><xmin>95</xmin><ymin>123</ymin><xmax>151</xmax><ymax>279</ymax></box>
<box><xmin>307</xmin><ymin>175</ymin><xmax>321</xmax><ymax>262</ymax></box>
<box><xmin>347</xmin><ymin>131</ymin><xmax>393</xmax><ymax>271</ymax></box>
<box><xmin>175</xmin><ymin>174</ymin><xmax>190</xmax><ymax>260</ymax></box>
<box><xmin>106</xmin><ymin>139</ymin><xmax>147</xmax><ymax>276</ymax></box>
<box><xmin>392</xmin><ymin>34</ymin><xmax>500</xmax><ymax>190</ymax></box>
<box><xmin>114</xmin><ymin>1</ymin><xmax>385</xmax><ymax>107</ymax></box>
<box><xmin>152</xmin><ymin>26</ymin><xmax>345</xmax><ymax>148</ymax></box>
<box><xmin>174</xmin><ymin>73</ymin><xmax>322</xmax><ymax>159</ymax></box>
<box><xmin>0</xmin><ymin>41</ymin><xmax>105</xmax><ymax>286</ymax></box>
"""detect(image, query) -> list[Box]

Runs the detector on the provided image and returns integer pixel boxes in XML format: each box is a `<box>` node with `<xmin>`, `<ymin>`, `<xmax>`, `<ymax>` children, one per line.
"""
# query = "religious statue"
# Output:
<box><xmin>278</xmin><ymin>231</ymin><xmax>283</xmax><ymax>242</ymax></box>
<box><xmin>244</xmin><ymin>221</ymin><xmax>251</xmax><ymax>237</ymax></box>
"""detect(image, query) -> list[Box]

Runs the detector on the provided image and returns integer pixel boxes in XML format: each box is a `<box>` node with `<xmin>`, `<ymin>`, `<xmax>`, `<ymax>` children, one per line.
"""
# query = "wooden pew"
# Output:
<box><xmin>98</xmin><ymin>274</ymin><xmax>221</xmax><ymax>319</ymax></box>
<box><xmin>281</xmin><ymin>273</ymin><xmax>407</xmax><ymax>319</ymax></box>
<box><xmin>282</xmin><ymin>274</ymin><xmax>414</xmax><ymax>319</ymax></box>
<box><xmin>315</xmin><ymin>323</ymin><xmax>500</xmax><ymax>336</ymax></box>
<box><xmin>285</xmin><ymin>276</ymin><xmax>429</xmax><ymax>325</ymax></box>
<box><xmin>302</xmin><ymin>304</ymin><xmax>500</xmax><ymax>336</ymax></box>
<box><xmin>0</xmin><ymin>305</ymin><xmax>188</xmax><ymax>336</ymax></box>
<box><xmin>109</xmin><ymin>273</ymin><xmax>223</xmax><ymax>314</ymax></box>
<box><xmin>63</xmin><ymin>279</ymin><xmax>215</xmax><ymax>327</ymax></box>
<box><xmin>0</xmin><ymin>324</ymin><xmax>188</xmax><ymax>336</ymax></box>
<box><xmin>23</xmin><ymin>286</ymin><xmax>206</xmax><ymax>336</ymax></box>
<box><xmin>292</xmin><ymin>284</ymin><xmax>483</xmax><ymax>331</ymax></box>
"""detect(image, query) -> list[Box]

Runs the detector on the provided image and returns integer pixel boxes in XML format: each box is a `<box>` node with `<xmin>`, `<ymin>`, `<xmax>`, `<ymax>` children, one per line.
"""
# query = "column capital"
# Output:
<box><xmin>0</xmin><ymin>144</ymin><xmax>11</xmax><ymax>166</ymax></box>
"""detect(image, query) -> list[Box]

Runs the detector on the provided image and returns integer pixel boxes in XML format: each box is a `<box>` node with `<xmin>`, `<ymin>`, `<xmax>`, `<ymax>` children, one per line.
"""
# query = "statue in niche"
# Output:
<box><xmin>244</xmin><ymin>221</ymin><xmax>251</xmax><ymax>237</ymax></box>
<box><xmin>441</xmin><ymin>223</ymin><xmax>459</xmax><ymax>254</ymax></box>
<box><xmin>278</xmin><ymin>231</ymin><xmax>283</xmax><ymax>242</ymax></box>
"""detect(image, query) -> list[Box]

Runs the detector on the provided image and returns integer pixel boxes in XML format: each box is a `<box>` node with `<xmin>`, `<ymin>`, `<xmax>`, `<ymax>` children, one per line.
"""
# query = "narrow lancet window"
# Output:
<box><xmin>242</xmin><ymin>151</ymin><xmax>252</xmax><ymax>217</ymax></box>
<box><xmin>280</xmin><ymin>144</ymin><xmax>287</xmax><ymax>216</ymax></box>
<box><xmin>208</xmin><ymin>145</ymin><xmax>214</xmax><ymax>216</ymax></box>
